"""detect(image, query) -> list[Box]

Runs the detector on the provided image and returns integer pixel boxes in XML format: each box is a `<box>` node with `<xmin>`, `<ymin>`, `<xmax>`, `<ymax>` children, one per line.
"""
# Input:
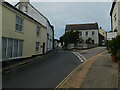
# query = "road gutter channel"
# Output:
<box><xmin>56</xmin><ymin>50</ymin><xmax>107</xmax><ymax>88</ymax></box>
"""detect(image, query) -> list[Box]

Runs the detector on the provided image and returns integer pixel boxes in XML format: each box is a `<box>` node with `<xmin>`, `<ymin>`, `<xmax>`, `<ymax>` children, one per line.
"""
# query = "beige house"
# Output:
<box><xmin>110</xmin><ymin>0</ymin><xmax>120</xmax><ymax>35</ymax></box>
<box><xmin>1</xmin><ymin>2</ymin><xmax>47</xmax><ymax>61</ymax></box>
<box><xmin>15</xmin><ymin>0</ymin><xmax>54</xmax><ymax>53</ymax></box>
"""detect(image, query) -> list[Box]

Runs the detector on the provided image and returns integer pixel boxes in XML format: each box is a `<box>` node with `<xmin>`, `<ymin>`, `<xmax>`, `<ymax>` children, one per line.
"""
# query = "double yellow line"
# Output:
<box><xmin>56</xmin><ymin>50</ymin><xmax>107</xmax><ymax>88</ymax></box>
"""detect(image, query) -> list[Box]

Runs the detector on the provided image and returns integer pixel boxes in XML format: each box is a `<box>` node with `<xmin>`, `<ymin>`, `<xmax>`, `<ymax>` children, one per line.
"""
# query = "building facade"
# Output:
<box><xmin>1</xmin><ymin>2</ymin><xmax>47</xmax><ymax>61</ymax></box>
<box><xmin>65</xmin><ymin>23</ymin><xmax>106</xmax><ymax>46</ymax></box>
<box><xmin>110</xmin><ymin>0</ymin><xmax>120</xmax><ymax>35</ymax></box>
<box><xmin>66</xmin><ymin>23</ymin><xmax>99</xmax><ymax>45</ymax></box>
<box><xmin>107</xmin><ymin>32</ymin><xmax>117</xmax><ymax>40</ymax></box>
<box><xmin>99</xmin><ymin>28</ymin><xmax>107</xmax><ymax>45</ymax></box>
<box><xmin>0</xmin><ymin>1</ymin><xmax>2</xmax><ymax>61</ymax></box>
<box><xmin>15</xmin><ymin>0</ymin><xmax>54</xmax><ymax>53</ymax></box>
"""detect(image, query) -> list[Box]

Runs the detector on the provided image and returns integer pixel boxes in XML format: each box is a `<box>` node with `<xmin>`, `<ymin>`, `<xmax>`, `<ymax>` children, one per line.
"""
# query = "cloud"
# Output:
<box><xmin>6</xmin><ymin>1</ymin><xmax>112</xmax><ymax>39</ymax></box>
<box><xmin>31</xmin><ymin>2</ymin><xmax>112</xmax><ymax>39</ymax></box>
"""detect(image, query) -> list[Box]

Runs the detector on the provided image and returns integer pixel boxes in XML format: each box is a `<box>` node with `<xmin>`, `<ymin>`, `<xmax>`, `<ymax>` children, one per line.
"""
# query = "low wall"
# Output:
<box><xmin>66</xmin><ymin>43</ymin><xmax>98</xmax><ymax>50</ymax></box>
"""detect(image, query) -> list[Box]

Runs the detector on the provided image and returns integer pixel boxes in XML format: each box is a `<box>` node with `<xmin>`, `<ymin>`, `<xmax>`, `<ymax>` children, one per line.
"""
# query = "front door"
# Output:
<box><xmin>42</xmin><ymin>43</ymin><xmax>45</xmax><ymax>54</ymax></box>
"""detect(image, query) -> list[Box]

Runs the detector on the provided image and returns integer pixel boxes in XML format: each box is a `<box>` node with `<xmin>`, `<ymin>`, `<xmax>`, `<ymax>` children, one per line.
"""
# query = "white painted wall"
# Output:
<box><xmin>0</xmin><ymin>3</ymin><xmax>2</xmax><ymax>61</ymax></box>
<box><xmin>107</xmin><ymin>32</ymin><xmax>117</xmax><ymax>40</ymax></box>
<box><xmin>15</xmin><ymin>2</ymin><xmax>54</xmax><ymax>53</ymax></box>
<box><xmin>118</xmin><ymin>1</ymin><xmax>120</xmax><ymax>35</ymax></box>
<box><xmin>79</xmin><ymin>29</ymin><xmax>99</xmax><ymax>45</ymax></box>
<box><xmin>112</xmin><ymin>2</ymin><xmax>119</xmax><ymax>32</ymax></box>
<box><xmin>111</xmin><ymin>0</ymin><xmax>120</xmax><ymax>35</ymax></box>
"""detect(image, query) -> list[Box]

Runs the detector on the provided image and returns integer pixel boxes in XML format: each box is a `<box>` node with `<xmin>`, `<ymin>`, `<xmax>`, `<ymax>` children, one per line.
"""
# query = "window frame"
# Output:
<box><xmin>36</xmin><ymin>42</ymin><xmax>40</xmax><ymax>52</ymax></box>
<box><xmin>36</xmin><ymin>26</ymin><xmax>40</xmax><ymax>37</ymax></box>
<box><xmin>86</xmin><ymin>31</ymin><xmax>88</xmax><ymax>36</ymax></box>
<box><xmin>16</xmin><ymin>16</ymin><xmax>23</xmax><ymax>32</ymax></box>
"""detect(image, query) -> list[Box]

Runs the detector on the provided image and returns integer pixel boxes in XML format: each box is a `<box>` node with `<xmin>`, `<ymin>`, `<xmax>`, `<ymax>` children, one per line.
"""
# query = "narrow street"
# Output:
<box><xmin>3</xmin><ymin>47</ymin><xmax>106</xmax><ymax>88</ymax></box>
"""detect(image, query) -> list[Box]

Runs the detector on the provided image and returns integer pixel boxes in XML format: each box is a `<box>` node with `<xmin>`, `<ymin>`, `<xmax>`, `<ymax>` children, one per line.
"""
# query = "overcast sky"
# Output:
<box><xmin>6</xmin><ymin>1</ymin><xmax>113</xmax><ymax>39</ymax></box>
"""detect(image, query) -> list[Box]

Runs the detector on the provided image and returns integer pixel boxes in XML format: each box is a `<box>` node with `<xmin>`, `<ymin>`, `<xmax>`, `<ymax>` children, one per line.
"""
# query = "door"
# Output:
<box><xmin>42</xmin><ymin>43</ymin><xmax>45</xmax><ymax>54</ymax></box>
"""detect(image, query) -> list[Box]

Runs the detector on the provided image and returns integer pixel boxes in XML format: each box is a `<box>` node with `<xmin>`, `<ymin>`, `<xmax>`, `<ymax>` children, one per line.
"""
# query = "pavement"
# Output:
<box><xmin>81</xmin><ymin>52</ymin><xmax>118</xmax><ymax>88</ymax></box>
<box><xmin>60</xmin><ymin>50</ymin><xmax>119</xmax><ymax>88</ymax></box>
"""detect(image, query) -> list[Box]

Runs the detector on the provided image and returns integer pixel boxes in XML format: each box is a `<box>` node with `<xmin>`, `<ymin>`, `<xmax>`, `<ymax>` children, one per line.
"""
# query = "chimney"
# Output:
<box><xmin>18</xmin><ymin>0</ymin><xmax>29</xmax><ymax>13</ymax></box>
<box><xmin>20</xmin><ymin>0</ymin><xmax>29</xmax><ymax>2</ymax></box>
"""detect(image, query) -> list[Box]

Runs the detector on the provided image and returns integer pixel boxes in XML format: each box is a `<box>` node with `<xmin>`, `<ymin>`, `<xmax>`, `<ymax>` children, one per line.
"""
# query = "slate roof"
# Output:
<box><xmin>65</xmin><ymin>23</ymin><xmax>99</xmax><ymax>31</ymax></box>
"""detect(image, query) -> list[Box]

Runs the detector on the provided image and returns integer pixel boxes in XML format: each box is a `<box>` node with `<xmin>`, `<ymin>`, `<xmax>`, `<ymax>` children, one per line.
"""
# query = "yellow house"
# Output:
<box><xmin>1</xmin><ymin>2</ymin><xmax>47</xmax><ymax>60</ymax></box>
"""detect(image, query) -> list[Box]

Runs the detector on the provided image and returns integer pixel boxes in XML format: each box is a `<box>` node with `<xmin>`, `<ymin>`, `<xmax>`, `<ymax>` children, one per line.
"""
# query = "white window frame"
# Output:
<box><xmin>16</xmin><ymin>16</ymin><xmax>23</xmax><ymax>32</ymax></box>
<box><xmin>36</xmin><ymin>42</ymin><xmax>40</xmax><ymax>52</ymax></box>
<box><xmin>36</xmin><ymin>26</ymin><xmax>40</xmax><ymax>37</ymax></box>
<box><xmin>2</xmin><ymin>37</ymin><xmax>23</xmax><ymax>60</ymax></box>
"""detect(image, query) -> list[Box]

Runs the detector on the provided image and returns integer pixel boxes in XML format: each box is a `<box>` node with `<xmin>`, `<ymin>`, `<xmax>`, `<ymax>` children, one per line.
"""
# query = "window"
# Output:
<box><xmin>7</xmin><ymin>38</ymin><xmax>13</xmax><ymax>58</ymax></box>
<box><xmin>92</xmin><ymin>31</ymin><xmax>95</xmax><ymax>35</ymax></box>
<box><xmin>19</xmin><ymin>40</ymin><xmax>23</xmax><ymax>57</ymax></box>
<box><xmin>36</xmin><ymin>42</ymin><xmax>40</xmax><ymax>51</ymax></box>
<box><xmin>79</xmin><ymin>32</ymin><xmax>82</xmax><ymax>36</ymax></box>
<box><xmin>2</xmin><ymin>37</ymin><xmax>7</xmax><ymax>59</ymax></box>
<box><xmin>36</xmin><ymin>26</ymin><xmax>40</xmax><ymax>37</ymax></box>
<box><xmin>86</xmin><ymin>31</ymin><xmax>88</xmax><ymax>36</ymax></box>
<box><xmin>2</xmin><ymin>37</ymin><xmax>23</xmax><ymax>59</ymax></box>
<box><xmin>16</xmin><ymin>16</ymin><xmax>23</xmax><ymax>32</ymax></box>
<box><xmin>14</xmin><ymin>39</ymin><xmax>18</xmax><ymax>57</ymax></box>
<box><xmin>114</xmin><ymin>14</ymin><xmax>117</xmax><ymax>22</ymax></box>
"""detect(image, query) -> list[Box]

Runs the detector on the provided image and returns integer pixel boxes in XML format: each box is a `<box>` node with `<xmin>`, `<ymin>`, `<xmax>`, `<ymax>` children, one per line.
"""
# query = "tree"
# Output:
<box><xmin>60</xmin><ymin>31</ymin><xmax>79</xmax><ymax>46</ymax></box>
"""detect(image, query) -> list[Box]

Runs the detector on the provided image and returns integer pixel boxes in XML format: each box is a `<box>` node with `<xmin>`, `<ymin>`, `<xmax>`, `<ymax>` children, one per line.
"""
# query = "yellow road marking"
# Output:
<box><xmin>56</xmin><ymin>50</ymin><xmax>107</xmax><ymax>88</ymax></box>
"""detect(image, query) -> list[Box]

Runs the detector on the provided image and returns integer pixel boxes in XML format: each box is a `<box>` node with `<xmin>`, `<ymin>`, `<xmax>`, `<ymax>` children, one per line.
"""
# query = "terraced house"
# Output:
<box><xmin>0</xmin><ymin>0</ymin><xmax>54</xmax><ymax>61</ymax></box>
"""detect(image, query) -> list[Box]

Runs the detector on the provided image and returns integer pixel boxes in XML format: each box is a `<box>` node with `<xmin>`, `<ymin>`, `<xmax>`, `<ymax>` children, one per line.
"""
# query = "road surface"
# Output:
<box><xmin>2</xmin><ymin>47</ymin><xmax>106</xmax><ymax>88</ymax></box>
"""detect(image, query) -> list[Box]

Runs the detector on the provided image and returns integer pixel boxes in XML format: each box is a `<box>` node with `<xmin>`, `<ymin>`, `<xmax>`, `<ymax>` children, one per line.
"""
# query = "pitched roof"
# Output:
<box><xmin>65</xmin><ymin>23</ymin><xmax>99</xmax><ymax>31</ymax></box>
<box><xmin>2</xmin><ymin>2</ymin><xmax>47</xmax><ymax>28</ymax></box>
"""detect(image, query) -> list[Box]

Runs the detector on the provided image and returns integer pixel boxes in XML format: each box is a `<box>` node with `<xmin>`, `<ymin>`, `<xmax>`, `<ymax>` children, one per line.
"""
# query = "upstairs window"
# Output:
<box><xmin>86</xmin><ymin>31</ymin><xmax>88</xmax><ymax>36</ymax></box>
<box><xmin>79</xmin><ymin>32</ymin><xmax>82</xmax><ymax>37</ymax></box>
<box><xmin>92</xmin><ymin>31</ymin><xmax>95</xmax><ymax>35</ymax></box>
<box><xmin>36</xmin><ymin>26</ymin><xmax>40</xmax><ymax>37</ymax></box>
<box><xmin>114</xmin><ymin>14</ymin><xmax>117</xmax><ymax>22</ymax></box>
<box><xmin>16</xmin><ymin>16</ymin><xmax>23</xmax><ymax>32</ymax></box>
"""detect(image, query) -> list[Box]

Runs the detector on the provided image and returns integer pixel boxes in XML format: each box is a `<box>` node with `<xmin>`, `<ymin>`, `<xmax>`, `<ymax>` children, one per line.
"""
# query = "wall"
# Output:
<box><xmin>79</xmin><ymin>29</ymin><xmax>99</xmax><ymax>45</ymax></box>
<box><xmin>0</xmin><ymin>3</ymin><xmax>2</xmax><ymax>61</ymax></box>
<box><xmin>15</xmin><ymin>3</ymin><xmax>54</xmax><ymax>53</ymax></box>
<box><xmin>107</xmin><ymin>32</ymin><xmax>117</xmax><ymax>40</ymax></box>
<box><xmin>112</xmin><ymin>2</ymin><xmax>119</xmax><ymax>32</ymax></box>
<box><xmin>118</xmin><ymin>1</ymin><xmax>120</xmax><ymax>35</ymax></box>
<box><xmin>2</xmin><ymin>4</ymin><xmax>46</xmax><ymax>60</ymax></box>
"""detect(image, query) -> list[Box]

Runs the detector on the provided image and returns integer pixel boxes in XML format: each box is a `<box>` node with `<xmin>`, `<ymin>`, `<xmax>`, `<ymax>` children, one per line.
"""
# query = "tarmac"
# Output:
<box><xmin>60</xmin><ymin>51</ymin><xmax>119</xmax><ymax>88</ymax></box>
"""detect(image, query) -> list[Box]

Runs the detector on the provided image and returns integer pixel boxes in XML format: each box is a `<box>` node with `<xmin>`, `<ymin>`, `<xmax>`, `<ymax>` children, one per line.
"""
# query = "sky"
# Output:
<box><xmin>6</xmin><ymin>0</ymin><xmax>113</xmax><ymax>39</ymax></box>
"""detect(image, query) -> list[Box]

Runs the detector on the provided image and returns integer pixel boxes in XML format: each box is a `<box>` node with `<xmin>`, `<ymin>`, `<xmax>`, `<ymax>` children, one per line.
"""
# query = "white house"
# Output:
<box><xmin>65</xmin><ymin>23</ymin><xmax>107</xmax><ymax>46</ymax></box>
<box><xmin>0</xmin><ymin>1</ymin><xmax>2</xmax><ymax>61</ymax></box>
<box><xmin>15</xmin><ymin>0</ymin><xmax>54</xmax><ymax>53</ymax></box>
<box><xmin>107</xmin><ymin>32</ymin><xmax>117</xmax><ymax>40</ymax></box>
<box><xmin>110</xmin><ymin>0</ymin><xmax>120</xmax><ymax>35</ymax></box>
<box><xmin>66</xmin><ymin>23</ymin><xmax>100</xmax><ymax>45</ymax></box>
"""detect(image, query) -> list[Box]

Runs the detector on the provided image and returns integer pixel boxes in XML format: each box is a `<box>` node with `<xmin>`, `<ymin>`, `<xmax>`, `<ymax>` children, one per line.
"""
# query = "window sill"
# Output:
<box><xmin>15</xmin><ymin>30</ymin><xmax>24</xmax><ymax>34</ymax></box>
<box><xmin>36</xmin><ymin>36</ymin><xmax>40</xmax><ymax>38</ymax></box>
